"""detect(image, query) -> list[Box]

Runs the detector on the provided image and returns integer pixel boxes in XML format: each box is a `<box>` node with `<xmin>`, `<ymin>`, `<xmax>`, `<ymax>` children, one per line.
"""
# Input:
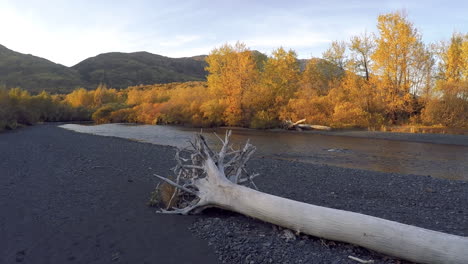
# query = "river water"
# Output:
<box><xmin>60</xmin><ymin>124</ymin><xmax>468</xmax><ymax>181</ymax></box>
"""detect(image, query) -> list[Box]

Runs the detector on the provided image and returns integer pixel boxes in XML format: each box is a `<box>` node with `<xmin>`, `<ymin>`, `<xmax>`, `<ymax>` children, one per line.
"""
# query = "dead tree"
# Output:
<box><xmin>153</xmin><ymin>131</ymin><xmax>468</xmax><ymax>264</ymax></box>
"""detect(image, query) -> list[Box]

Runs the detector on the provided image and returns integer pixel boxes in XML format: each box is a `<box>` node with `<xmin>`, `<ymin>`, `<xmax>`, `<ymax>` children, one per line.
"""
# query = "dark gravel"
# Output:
<box><xmin>0</xmin><ymin>124</ymin><xmax>218</xmax><ymax>264</ymax></box>
<box><xmin>1</xmin><ymin>124</ymin><xmax>467</xmax><ymax>264</ymax></box>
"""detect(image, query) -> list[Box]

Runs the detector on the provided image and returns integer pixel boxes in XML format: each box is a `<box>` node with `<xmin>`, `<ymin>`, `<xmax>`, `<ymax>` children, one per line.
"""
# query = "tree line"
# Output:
<box><xmin>1</xmin><ymin>11</ymin><xmax>467</xmax><ymax>132</ymax></box>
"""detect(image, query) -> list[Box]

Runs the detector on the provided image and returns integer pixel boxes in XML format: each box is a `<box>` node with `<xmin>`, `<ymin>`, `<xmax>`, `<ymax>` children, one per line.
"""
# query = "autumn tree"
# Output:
<box><xmin>282</xmin><ymin>59</ymin><xmax>341</xmax><ymax>126</ymax></box>
<box><xmin>437</xmin><ymin>33</ymin><xmax>467</xmax><ymax>82</ymax></box>
<box><xmin>205</xmin><ymin>42</ymin><xmax>259</xmax><ymax>126</ymax></box>
<box><xmin>159</xmin><ymin>85</ymin><xmax>212</xmax><ymax>126</ymax></box>
<box><xmin>349</xmin><ymin>32</ymin><xmax>375</xmax><ymax>80</ymax></box>
<box><xmin>322</xmin><ymin>41</ymin><xmax>347</xmax><ymax>70</ymax></box>
<box><xmin>249</xmin><ymin>47</ymin><xmax>300</xmax><ymax>128</ymax></box>
<box><xmin>301</xmin><ymin>58</ymin><xmax>344</xmax><ymax>96</ymax></box>
<box><xmin>422</xmin><ymin>33</ymin><xmax>468</xmax><ymax>127</ymax></box>
<box><xmin>462</xmin><ymin>35</ymin><xmax>468</xmax><ymax>78</ymax></box>
<box><xmin>372</xmin><ymin>11</ymin><xmax>425</xmax><ymax>123</ymax></box>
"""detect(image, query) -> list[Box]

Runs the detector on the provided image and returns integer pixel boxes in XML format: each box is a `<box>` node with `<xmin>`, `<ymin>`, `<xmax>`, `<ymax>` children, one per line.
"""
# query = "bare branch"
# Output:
<box><xmin>166</xmin><ymin>170</ymin><xmax>184</xmax><ymax>210</ymax></box>
<box><xmin>181</xmin><ymin>165</ymin><xmax>204</xmax><ymax>170</ymax></box>
<box><xmin>153</xmin><ymin>174</ymin><xmax>198</xmax><ymax>196</ymax></box>
<box><xmin>229</xmin><ymin>141</ymin><xmax>256</xmax><ymax>183</ymax></box>
<box><xmin>348</xmin><ymin>256</ymin><xmax>374</xmax><ymax>263</ymax></box>
<box><xmin>158</xmin><ymin>205</ymin><xmax>197</xmax><ymax>215</ymax></box>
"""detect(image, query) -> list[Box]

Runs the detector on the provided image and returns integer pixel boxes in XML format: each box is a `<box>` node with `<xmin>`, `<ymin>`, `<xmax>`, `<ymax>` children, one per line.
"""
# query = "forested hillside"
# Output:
<box><xmin>0</xmin><ymin>46</ymin><xmax>207</xmax><ymax>92</ymax></box>
<box><xmin>71</xmin><ymin>52</ymin><xmax>207</xmax><ymax>89</ymax></box>
<box><xmin>0</xmin><ymin>44</ymin><xmax>84</xmax><ymax>93</ymax></box>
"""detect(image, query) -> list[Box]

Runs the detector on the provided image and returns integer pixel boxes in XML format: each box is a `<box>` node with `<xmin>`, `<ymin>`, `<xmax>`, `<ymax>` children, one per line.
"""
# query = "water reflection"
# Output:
<box><xmin>60</xmin><ymin>124</ymin><xmax>468</xmax><ymax>181</ymax></box>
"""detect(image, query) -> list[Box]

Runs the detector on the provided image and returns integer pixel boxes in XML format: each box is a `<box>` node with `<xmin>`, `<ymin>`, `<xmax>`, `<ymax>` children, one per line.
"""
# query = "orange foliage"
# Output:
<box><xmin>132</xmin><ymin>103</ymin><xmax>165</xmax><ymax>124</ymax></box>
<box><xmin>206</xmin><ymin>42</ymin><xmax>259</xmax><ymax>126</ymax></box>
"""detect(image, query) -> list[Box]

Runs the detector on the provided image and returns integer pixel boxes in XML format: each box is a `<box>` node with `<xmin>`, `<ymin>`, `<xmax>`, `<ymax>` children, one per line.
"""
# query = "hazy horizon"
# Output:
<box><xmin>1</xmin><ymin>0</ymin><xmax>467</xmax><ymax>66</ymax></box>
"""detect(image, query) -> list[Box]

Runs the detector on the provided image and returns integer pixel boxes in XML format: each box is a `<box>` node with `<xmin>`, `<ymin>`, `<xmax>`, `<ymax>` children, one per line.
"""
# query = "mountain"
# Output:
<box><xmin>0</xmin><ymin>44</ymin><xmax>84</xmax><ymax>93</ymax></box>
<box><xmin>71</xmin><ymin>52</ymin><xmax>207</xmax><ymax>89</ymax></box>
<box><xmin>0</xmin><ymin>44</ymin><xmax>208</xmax><ymax>93</ymax></box>
<box><xmin>189</xmin><ymin>55</ymin><xmax>208</xmax><ymax>61</ymax></box>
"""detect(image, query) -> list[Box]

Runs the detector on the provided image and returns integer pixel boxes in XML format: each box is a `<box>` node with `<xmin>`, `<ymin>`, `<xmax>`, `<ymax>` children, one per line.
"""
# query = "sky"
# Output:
<box><xmin>1</xmin><ymin>0</ymin><xmax>467</xmax><ymax>67</ymax></box>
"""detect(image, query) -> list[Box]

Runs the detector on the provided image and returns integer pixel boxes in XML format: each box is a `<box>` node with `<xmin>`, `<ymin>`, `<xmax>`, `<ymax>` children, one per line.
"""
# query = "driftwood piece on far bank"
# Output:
<box><xmin>284</xmin><ymin>119</ymin><xmax>332</xmax><ymax>131</ymax></box>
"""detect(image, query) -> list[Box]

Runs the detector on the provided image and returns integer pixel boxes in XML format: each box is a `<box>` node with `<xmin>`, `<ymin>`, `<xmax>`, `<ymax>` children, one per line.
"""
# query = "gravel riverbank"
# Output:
<box><xmin>1</xmin><ymin>124</ymin><xmax>467</xmax><ymax>263</ymax></box>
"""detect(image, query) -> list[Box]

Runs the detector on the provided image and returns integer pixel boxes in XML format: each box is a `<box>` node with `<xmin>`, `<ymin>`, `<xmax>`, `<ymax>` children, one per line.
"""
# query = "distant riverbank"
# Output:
<box><xmin>1</xmin><ymin>124</ymin><xmax>466</xmax><ymax>263</ymax></box>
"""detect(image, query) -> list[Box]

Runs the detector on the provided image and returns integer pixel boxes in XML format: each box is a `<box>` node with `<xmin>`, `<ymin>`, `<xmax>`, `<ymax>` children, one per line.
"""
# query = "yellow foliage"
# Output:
<box><xmin>282</xmin><ymin>94</ymin><xmax>334</xmax><ymax>126</ymax></box>
<box><xmin>65</xmin><ymin>88</ymin><xmax>94</xmax><ymax>108</ymax></box>
<box><xmin>332</xmin><ymin>102</ymin><xmax>369</xmax><ymax>128</ymax></box>
<box><xmin>246</xmin><ymin>47</ymin><xmax>301</xmax><ymax>127</ymax></box>
<box><xmin>206</xmin><ymin>42</ymin><xmax>259</xmax><ymax>126</ymax></box>
<box><xmin>463</xmin><ymin>36</ymin><xmax>468</xmax><ymax>79</ymax></box>
<box><xmin>131</xmin><ymin>103</ymin><xmax>165</xmax><ymax>125</ymax></box>
<box><xmin>93</xmin><ymin>84</ymin><xmax>119</xmax><ymax>108</ymax></box>
<box><xmin>250</xmin><ymin>110</ymin><xmax>280</xmax><ymax>129</ymax></box>
<box><xmin>302</xmin><ymin>59</ymin><xmax>343</xmax><ymax>96</ymax></box>
<box><xmin>372</xmin><ymin>11</ymin><xmax>428</xmax><ymax>123</ymax></box>
<box><xmin>349</xmin><ymin>32</ymin><xmax>375</xmax><ymax>80</ymax></box>
<box><xmin>373</xmin><ymin>11</ymin><xmax>420</xmax><ymax>92</ymax></box>
<box><xmin>438</xmin><ymin>33</ymin><xmax>468</xmax><ymax>83</ymax></box>
<box><xmin>322</xmin><ymin>41</ymin><xmax>347</xmax><ymax>70</ymax></box>
<box><xmin>422</xmin><ymin>81</ymin><xmax>468</xmax><ymax>128</ymax></box>
<box><xmin>1</xmin><ymin>87</ymin><xmax>91</xmax><ymax>130</ymax></box>
<box><xmin>109</xmin><ymin>108</ymin><xmax>136</xmax><ymax>123</ymax></box>
<box><xmin>126</xmin><ymin>84</ymin><xmax>171</xmax><ymax>105</ymax></box>
<box><xmin>199</xmin><ymin>99</ymin><xmax>225</xmax><ymax>126</ymax></box>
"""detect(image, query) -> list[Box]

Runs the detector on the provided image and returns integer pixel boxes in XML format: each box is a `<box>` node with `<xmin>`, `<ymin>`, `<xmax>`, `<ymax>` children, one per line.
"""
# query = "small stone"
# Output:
<box><xmin>281</xmin><ymin>229</ymin><xmax>296</xmax><ymax>242</ymax></box>
<box><xmin>262</xmin><ymin>242</ymin><xmax>272</xmax><ymax>247</ymax></box>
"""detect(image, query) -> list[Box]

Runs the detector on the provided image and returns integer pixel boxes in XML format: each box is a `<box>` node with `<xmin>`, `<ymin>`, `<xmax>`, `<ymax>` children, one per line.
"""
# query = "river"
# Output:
<box><xmin>60</xmin><ymin>123</ymin><xmax>468</xmax><ymax>181</ymax></box>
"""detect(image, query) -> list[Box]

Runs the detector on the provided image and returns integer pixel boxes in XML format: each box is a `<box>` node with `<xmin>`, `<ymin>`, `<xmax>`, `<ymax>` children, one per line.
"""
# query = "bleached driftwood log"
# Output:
<box><xmin>284</xmin><ymin>119</ymin><xmax>332</xmax><ymax>131</ymax></box>
<box><xmin>307</xmin><ymin>124</ymin><xmax>332</xmax><ymax>131</ymax></box>
<box><xmin>153</xmin><ymin>131</ymin><xmax>468</xmax><ymax>264</ymax></box>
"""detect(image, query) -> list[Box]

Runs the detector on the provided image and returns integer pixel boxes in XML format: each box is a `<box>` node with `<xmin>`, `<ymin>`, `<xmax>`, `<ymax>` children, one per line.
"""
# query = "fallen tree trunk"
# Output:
<box><xmin>284</xmin><ymin>119</ymin><xmax>332</xmax><ymax>131</ymax></box>
<box><xmin>152</xmin><ymin>131</ymin><xmax>468</xmax><ymax>264</ymax></box>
